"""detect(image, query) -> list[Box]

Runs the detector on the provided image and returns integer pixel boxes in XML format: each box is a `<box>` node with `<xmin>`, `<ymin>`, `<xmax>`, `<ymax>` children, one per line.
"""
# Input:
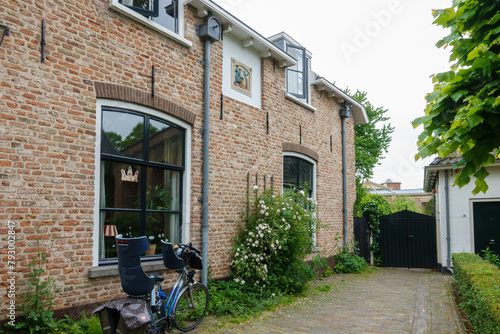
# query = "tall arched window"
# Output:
<box><xmin>98</xmin><ymin>107</ymin><xmax>186</xmax><ymax>264</ymax></box>
<box><xmin>283</xmin><ymin>153</ymin><xmax>317</xmax><ymax>245</ymax></box>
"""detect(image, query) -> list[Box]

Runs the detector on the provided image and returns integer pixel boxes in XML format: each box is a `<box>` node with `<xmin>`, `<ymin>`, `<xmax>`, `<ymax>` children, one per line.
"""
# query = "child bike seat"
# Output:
<box><xmin>161</xmin><ymin>241</ymin><xmax>185</xmax><ymax>270</ymax></box>
<box><xmin>116</xmin><ymin>235</ymin><xmax>163</xmax><ymax>297</ymax></box>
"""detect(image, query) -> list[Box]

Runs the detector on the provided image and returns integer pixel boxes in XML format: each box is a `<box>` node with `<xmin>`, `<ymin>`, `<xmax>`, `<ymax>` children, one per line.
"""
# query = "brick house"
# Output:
<box><xmin>0</xmin><ymin>0</ymin><xmax>367</xmax><ymax>315</ymax></box>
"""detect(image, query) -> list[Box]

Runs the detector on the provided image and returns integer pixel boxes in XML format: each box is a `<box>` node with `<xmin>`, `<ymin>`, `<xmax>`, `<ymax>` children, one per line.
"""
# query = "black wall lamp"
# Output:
<box><xmin>0</xmin><ymin>24</ymin><xmax>10</xmax><ymax>46</ymax></box>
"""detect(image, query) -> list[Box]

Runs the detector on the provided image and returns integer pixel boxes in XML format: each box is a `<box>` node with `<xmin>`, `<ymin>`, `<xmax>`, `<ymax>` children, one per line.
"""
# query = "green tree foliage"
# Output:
<box><xmin>353</xmin><ymin>180</ymin><xmax>369</xmax><ymax>218</ymax></box>
<box><xmin>351</xmin><ymin>90</ymin><xmax>394</xmax><ymax>181</ymax></box>
<box><xmin>413</xmin><ymin>1</ymin><xmax>500</xmax><ymax>194</ymax></box>
<box><xmin>388</xmin><ymin>195</ymin><xmax>422</xmax><ymax>214</ymax></box>
<box><xmin>105</xmin><ymin>122</ymin><xmax>159</xmax><ymax>152</ymax></box>
<box><xmin>360</xmin><ymin>194</ymin><xmax>391</xmax><ymax>265</ymax></box>
<box><xmin>422</xmin><ymin>196</ymin><xmax>436</xmax><ymax>217</ymax></box>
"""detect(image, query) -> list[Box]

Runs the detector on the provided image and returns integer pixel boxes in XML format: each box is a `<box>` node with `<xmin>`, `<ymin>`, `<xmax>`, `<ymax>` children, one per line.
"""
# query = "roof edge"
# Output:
<box><xmin>188</xmin><ymin>0</ymin><xmax>297</xmax><ymax>67</ymax></box>
<box><xmin>310</xmin><ymin>77</ymin><xmax>368</xmax><ymax>125</ymax></box>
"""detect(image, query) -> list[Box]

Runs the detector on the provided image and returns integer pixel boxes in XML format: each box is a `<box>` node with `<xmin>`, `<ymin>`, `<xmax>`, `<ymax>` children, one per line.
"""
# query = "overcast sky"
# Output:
<box><xmin>213</xmin><ymin>0</ymin><xmax>453</xmax><ymax>189</ymax></box>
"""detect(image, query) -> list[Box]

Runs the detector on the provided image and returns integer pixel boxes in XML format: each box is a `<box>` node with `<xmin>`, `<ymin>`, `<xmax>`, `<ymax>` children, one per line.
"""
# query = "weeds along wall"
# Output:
<box><xmin>0</xmin><ymin>0</ymin><xmax>356</xmax><ymax>316</ymax></box>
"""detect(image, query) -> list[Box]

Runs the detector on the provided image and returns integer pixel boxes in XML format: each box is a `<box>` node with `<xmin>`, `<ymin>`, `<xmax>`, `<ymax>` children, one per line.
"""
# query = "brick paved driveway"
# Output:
<box><xmin>190</xmin><ymin>267</ymin><xmax>465</xmax><ymax>334</ymax></box>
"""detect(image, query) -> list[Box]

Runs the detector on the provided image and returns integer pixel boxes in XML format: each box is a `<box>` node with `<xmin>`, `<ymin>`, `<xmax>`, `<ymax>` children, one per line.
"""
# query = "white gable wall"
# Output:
<box><xmin>222</xmin><ymin>33</ymin><xmax>262</xmax><ymax>109</ymax></box>
<box><xmin>436</xmin><ymin>166</ymin><xmax>500</xmax><ymax>270</ymax></box>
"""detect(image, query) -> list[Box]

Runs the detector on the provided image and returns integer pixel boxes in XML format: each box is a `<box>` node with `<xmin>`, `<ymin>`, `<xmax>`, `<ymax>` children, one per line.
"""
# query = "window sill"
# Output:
<box><xmin>109</xmin><ymin>0</ymin><xmax>192</xmax><ymax>48</ymax></box>
<box><xmin>285</xmin><ymin>93</ymin><xmax>317</xmax><ymax>112</ymax></box>
<box><xmin>88</xmin><ymin>260</ymin><xmax>165</xmax><ymax>278</ymax></box>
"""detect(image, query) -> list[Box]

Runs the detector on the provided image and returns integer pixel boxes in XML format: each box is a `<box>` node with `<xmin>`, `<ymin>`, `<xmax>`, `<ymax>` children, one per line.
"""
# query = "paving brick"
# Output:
<box><xmin>190</xmin><ymin>268</ymin><xmax>465</xmax><ymax>334</ymax></box>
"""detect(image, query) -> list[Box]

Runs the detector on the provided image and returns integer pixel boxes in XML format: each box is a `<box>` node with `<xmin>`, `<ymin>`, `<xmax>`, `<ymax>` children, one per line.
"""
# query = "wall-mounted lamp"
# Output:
<box><xmin>0</xmin><ymin>24</ymin><xmax>10</xmax><ymax>46</ymax></box>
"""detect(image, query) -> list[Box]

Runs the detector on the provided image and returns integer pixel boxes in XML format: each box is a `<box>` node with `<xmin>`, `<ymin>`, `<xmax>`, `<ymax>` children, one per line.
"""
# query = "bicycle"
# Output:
<box><xmin>116</xmin><ymin>235</ymin><xmax>210</xmax><ymax>333</ymax></box>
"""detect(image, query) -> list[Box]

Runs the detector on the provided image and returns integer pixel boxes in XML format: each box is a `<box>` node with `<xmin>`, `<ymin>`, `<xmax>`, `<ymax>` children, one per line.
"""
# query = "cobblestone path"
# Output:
<box><xmin>190</xmin><ymin>268</ymin><xmax>465</xmax><ymax>334</ymax></box>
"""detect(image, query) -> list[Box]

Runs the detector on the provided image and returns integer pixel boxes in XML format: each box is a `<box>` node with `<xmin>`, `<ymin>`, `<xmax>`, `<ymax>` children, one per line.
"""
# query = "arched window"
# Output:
<box><xmin>97</xmin><ymin>105</ymin><xmax>189</xmax><ymax>264</ymax></box>
<box><xmin>283</xmin><ymin>154</ymin><xmax>316</xmax><ymax>199</ymax></box>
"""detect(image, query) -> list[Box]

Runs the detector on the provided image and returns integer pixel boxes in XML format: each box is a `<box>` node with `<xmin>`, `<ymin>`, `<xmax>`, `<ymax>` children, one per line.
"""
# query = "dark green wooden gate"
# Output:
<box><xmin>379</xmin><ymin>210</ymin><xmax>437</xmax><ymax>268</ymax></box>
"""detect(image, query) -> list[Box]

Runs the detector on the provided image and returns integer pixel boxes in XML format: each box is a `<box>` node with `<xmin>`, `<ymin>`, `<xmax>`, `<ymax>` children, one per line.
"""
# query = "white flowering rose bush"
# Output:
<box><xmin>231</xmin><ymin>188</ymin><xmax>318</xmax><ymax>294</ymax></box>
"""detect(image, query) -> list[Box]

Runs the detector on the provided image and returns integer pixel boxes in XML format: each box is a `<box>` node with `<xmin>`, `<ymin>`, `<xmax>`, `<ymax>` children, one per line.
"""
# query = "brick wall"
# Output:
<box><xmin>0</xmin><ymin>0</ymin><xmax>356</xmax><ymax>316</ymax></box>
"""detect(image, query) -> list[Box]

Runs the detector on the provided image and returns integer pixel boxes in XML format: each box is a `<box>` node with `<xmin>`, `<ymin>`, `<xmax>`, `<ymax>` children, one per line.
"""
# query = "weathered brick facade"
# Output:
<box><xmin>0</xmin><ymin>0</ymin><xmax>361</xmax><ymax>316</ymax></box>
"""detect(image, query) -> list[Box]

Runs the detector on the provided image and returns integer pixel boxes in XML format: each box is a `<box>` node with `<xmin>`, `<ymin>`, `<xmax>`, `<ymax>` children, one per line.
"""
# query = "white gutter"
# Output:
<box><xmin>311</xmin><ymin>77</ymin><xmax>368</xmax><ymax>125</ymax></box>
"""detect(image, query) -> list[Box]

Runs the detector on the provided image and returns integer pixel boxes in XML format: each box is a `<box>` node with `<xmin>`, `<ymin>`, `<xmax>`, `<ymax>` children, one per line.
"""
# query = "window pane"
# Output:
<box><xmin>122</xmin><ymin>0</ymin><xmax>152</xmax><ymax>11</ymax></box>
<box><xmin>287</xmin><ymin>71</ymin><xmax>303</xmax><ymax>96</ymax></box>
<box><xmin>147</xmin><ymin>167</ymin><xmax>181</xmax><ymax>211</ymax></box>
<box><xmin>146</xmin><ymin>213</ymin><xmax>180</xmax><ymax>254</ymax></box>
<box><xmin>100</xmin><ymin>211</ymin><xmax>140</xmax><ymax>259</ymax></box>
<box><xmin>299</xmin><ymin>160</ymin><xmax>313</xmax><ymax>188</ymax></box>
<box><xmin>101</xmin><ymin>161</ymin><xmax>141</xmax><ymax>209</ymax></box>
<box><xmin>152</xmin><ymin>0</ymin><xmax>177</xmax><ymax>32</ymax></box>
<box><xmin>287</xmin><ymin>47</ymin><xmax>303</xmax><ymax>71</ymax></box>
<box><xmin>149</xmin><ymin>119</ymin><xmax>183</xmax><ymax>166</ymax></box>
<box><xmin>283</xmin><ymin>156</ymin><xmax>298</xmax><ymax>186</ymax></box>
<box><xmin>102</xmin><ymin>110</ymin><xmax>144</xmax><ymax>160</ymax></box>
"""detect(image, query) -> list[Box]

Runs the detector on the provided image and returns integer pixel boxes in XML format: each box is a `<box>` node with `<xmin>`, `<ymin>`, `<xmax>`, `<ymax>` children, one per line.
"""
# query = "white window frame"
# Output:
<box><xmin>284</xmin><ymin>43</ymin><xmax>315</xmax><ymax>112</ymax></box>
<box><xmin>282</xmin><ymin>152</ymin><xmax>318</xmax><ymax>247</ymax></box>
<box><xmin>92</xmin><ymin>99</ymin><xmax>192</xmax><ymax>266</ymax></box>
<box><xmin>109</xmin><ymin>0</ymin><xmax>192</xmax><ymax>48</ymax></box>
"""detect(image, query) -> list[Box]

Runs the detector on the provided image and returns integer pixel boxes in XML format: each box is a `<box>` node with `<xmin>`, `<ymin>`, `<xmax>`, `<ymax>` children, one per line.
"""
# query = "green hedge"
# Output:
<box><xmin>452</xmin><ymin>253</ymin><xmax>500</xmax><ymax>334</ymax></box>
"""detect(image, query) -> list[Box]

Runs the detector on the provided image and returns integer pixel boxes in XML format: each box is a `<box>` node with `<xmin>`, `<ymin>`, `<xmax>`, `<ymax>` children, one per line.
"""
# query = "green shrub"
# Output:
<box><xmin>453</xmin><ymin>253</ymin><xmax>500</xmax><ymax>334</ymax></box>
<box><xmin>54</xmin><ymin>314</ymin><xmax>102</xmax><ymax>334</ymax></box>
<box><xmin>482</xmin><ymin>247</ymin><xmax>500</xmax><ymax>268</ymax></box>
<box><xmin>333</xmin><ymin>242</ymin><xmax>367</xmax><ymax>274</ymax></box>
<box><xmin>13</xmin><ymin>232</ymin><xmax>58</xmax><ymax>334</ymax></box>
<box><xmin>231</xmin><ymin>188</ymin><xmax>317</xmax><ymax>294</ymax></box>
<box><xmin>208</xmin><ymin>279</ymin><xmax>291</xmax><ymax>320</ymax></box>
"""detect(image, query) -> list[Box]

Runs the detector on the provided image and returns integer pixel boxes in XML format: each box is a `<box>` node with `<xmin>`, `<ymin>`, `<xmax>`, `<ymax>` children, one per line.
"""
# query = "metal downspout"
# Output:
<box><xmin>339</xmin><ymin>104</ymin><xmax>351</xmax><ymax>248</ymax></box>
<box><xmin>201</xmin><ymin>37</ymin><xmax>211</xmax><ymax>286</ymax></box>
<box><xmin>445</xmin><ymin>170</ymin><xmax>451</xmax><ymax>272</ymax></box>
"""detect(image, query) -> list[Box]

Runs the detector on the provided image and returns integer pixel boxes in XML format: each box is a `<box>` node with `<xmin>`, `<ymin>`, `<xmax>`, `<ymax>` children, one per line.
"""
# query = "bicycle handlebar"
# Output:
<box><xmin>175</xmin><ymin>243</ymin><xmax>201</xmax><ymax>257</ymax></box>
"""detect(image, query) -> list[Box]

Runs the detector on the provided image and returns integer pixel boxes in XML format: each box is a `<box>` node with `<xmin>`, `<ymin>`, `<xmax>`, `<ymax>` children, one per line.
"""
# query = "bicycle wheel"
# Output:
<box><xmin>173</xmin><ymin>283</ymin><xmax>209</xmax><ymax>331</ymax></box>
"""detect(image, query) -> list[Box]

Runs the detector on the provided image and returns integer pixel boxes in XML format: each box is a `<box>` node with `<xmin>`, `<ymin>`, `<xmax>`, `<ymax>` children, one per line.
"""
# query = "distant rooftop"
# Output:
<box><xmin>372</xmin><ymin>188</ymin><xmax>428</xmax><ymax>196</ymax></box>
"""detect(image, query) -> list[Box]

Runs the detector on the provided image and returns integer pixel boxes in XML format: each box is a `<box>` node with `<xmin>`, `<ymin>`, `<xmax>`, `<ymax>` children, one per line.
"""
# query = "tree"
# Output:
<box><xmin>388</xmin><ymin>195</ymin><xmax>422</xmax><ymax>214</ymax></box>
<box><xmin>422</xmin><ymin>196</ymin><xmax>436</xmax><ymax>217</ymax></box>
<box><xmin>351</xmin><ymin>90</ymin><xmax>394</xmax><ymax>182</ymax></box>
<box><xmin>348</xmin><ymin>89</ymin><xmax>394</xmax><ymax>218</ymax></box>
<box><xmin>413</xmin><ymin>1</ymin><xmax>500</xmax><ymax>194</ymax></box>
<box><xmin>360</xmin><ymin>193</ymin><xmax>391</xmax><ymax>265</ymax></box>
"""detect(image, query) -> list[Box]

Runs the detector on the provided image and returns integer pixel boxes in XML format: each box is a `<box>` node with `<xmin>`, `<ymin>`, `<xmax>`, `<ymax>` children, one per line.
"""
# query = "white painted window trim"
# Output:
<box><xmin>92</xmin><ymin>99</ymin><xmax>192</xmax><ymax>267</ymax></box>
<box><xmin>282</xmin><ymin>152</ymin><xmax>318</xmax><ymax>250</ymax></box>
<box><xmin>285</xmin><ymin>92</ymin><xmax>317</xmax><ymax>112</ymax></box>
<box><xmin>109</xmin><ymin>0</ymin><xmax>192</xmax><ymax>48</ymax></box>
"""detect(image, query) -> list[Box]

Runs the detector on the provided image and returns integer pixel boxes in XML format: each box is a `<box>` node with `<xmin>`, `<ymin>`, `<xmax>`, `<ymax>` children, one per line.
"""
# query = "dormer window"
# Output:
<box><xmin>286</xmin><ymin>44</ymin><xmax>308</xmax><ymax>100</ymax></box>
<box><xmin>269</xmin><ymin>33</ymin><xmax>313</xmax><ymax>109</ymax></box>
<box><xmin>118</xmin><ymin>0</ymin><xmax>178</xmax><ymax>33</ymax></box>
